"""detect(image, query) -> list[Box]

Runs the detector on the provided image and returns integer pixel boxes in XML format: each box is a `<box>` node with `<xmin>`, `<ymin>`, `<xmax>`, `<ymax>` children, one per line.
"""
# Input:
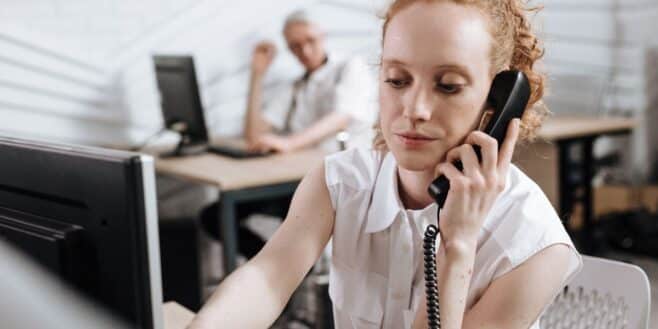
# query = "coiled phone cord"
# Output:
<box><xmin>423</xmin><ymin>218</ymin><xmax>441</xmax><ymax>329</ymax></box>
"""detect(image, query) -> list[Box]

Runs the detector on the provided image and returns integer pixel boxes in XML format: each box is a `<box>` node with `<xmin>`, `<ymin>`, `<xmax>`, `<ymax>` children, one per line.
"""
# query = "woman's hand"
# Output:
<box><xmin>434</xmin><ymin>119</ymin><xmax>521</xmax><ymax>249</ymax></box>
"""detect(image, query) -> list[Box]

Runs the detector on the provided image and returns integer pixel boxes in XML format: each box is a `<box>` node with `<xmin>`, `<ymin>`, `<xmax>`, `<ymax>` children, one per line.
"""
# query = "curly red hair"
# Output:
<box><xmin>373</xmin><ymin>0</ymin><xmax>548</xmax><ymax>150</ymax></box>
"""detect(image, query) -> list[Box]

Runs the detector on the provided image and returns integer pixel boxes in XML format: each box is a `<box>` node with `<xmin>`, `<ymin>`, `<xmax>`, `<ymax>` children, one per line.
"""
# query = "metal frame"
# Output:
<box><xmin>218</xmin><ymin>181</ymin><xmax>300</xmax><ymax>273</ymax></box>
<box><xmin>556</xmin><ymin>127</ymin><xmax>633</xmax><ymax>253</ymax></box>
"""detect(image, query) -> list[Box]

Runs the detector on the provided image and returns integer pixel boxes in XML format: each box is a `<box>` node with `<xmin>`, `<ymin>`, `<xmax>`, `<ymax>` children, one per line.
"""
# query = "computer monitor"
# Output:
<box><xmin>152</xmin><ymin>55</ymin><xmax>267</xmax><ymax>158</ymax></box>
<box><xmin>0</xmin><ymin>136</ymin><xmax>164</xmax><ymax>329</ymax></box>
<box><xmin>153</xmin><ymin>55</ymin><xmax>208</xmax><ymax>146</ymax></box>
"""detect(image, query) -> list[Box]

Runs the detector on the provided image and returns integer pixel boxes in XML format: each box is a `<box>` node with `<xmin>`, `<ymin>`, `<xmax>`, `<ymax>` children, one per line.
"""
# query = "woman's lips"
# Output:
<box><xmin>394</xmin><ymin>133</ymin><xmax>437</xmax><ymax>148</ymax></box>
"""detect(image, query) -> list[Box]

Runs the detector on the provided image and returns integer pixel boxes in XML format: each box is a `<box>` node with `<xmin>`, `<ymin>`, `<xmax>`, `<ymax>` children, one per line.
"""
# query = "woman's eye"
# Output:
<box><xmin>436</xmin><ymin>83</ymin><xmax>461</xmax><ymax>94</ymax></box>
<box><xmin>384</xmin><ymin>78</ymin><xmax>409</xmax><ymax>89</ymax></box>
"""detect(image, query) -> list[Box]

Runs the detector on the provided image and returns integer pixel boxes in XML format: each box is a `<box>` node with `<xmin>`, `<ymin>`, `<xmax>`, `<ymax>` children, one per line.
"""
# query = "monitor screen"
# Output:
<box><xmin>0</xmin><ymin>240</ymin><xmax>130</xmax><ymax>329</ymax></box>
<box><xmin>0</xmin><ymin>136</ymin><xmax>163</xmax><ymax>329</ymax></box>
<box><xmin>153</xmin><ymin>55</ymin><xmax>208</xmax><ymax>145</ymax></box>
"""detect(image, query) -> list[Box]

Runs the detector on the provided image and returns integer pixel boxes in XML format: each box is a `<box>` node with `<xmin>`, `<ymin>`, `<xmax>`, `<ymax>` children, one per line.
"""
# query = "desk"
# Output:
<box><xmin>156</xmin><ymin>149</ymin><xmax>326</xmax><ymax>274</ymax></box>
<box><xmin>515</xmin><ymin>115</ymin><xmax>636</xmax><ymax>244</ymax></box>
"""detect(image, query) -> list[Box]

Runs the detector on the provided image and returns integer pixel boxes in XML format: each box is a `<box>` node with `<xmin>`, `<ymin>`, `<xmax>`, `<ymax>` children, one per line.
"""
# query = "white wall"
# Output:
<box><xmin>0</xmin><ymin>0</ymin><xmax>384</xmax><ymax>146</ymax></box>
<box><xmin>0</xmin><ymin>0</ymin><xmax>200</xmax><ymax>145</ymax></box>
<box><xmin>0</xmin><ymin>0</ymin><xmax>656</xmax><ymax>177</ymax></box>
<box><xmin>537</xmin><ymin>0</ymin><xmax>657</xmax><ymax>179</ymax></box>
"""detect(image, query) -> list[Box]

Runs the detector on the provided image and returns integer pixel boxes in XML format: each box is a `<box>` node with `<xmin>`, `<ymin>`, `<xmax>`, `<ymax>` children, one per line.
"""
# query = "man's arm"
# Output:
<box><xmin>244</xmin><ymin>42</ymin><xmax>276</xmax><ymax>144</ymax></box>
<box><xmin>284</xmin><ymin>57</ymin><xmax>372</xmax><ymax>150</ymax></box>
<box><xmin>286</xmin><ymin>111</ymin><xmax>352</xmax><ymax>149</ymax></box>
<box><xmin>250</xmin><ymin>57</ymin><xmax>373</xmax><ymax>153</ymax></box>
<box><xmin>187</xmin><ymin>162</ymin><xmax>334</xmax><ymax>328</ymax></box>
<box><xmin>248</xmin><ymin>111</ymin><xmax>351</xmax><ymax>153</ymax></box>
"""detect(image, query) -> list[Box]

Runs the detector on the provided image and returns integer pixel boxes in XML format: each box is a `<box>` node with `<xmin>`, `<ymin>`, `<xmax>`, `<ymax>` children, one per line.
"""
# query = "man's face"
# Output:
<box><xmin>284</xmin><ymin>22</ymin><xmax>327</xmax><ymax>72</ymax></box>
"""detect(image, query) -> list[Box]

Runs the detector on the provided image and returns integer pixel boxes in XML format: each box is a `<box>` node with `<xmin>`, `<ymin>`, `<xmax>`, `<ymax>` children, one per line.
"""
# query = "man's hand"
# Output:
<box><xmin>251</xmin><ymin>41</ymin><xmax>277</xmax><ymax>77</ymax></box>
<box><xmin>247</xmin><ymin>133</ymin><xmax>299</xmax><ymax>153</ymax></box>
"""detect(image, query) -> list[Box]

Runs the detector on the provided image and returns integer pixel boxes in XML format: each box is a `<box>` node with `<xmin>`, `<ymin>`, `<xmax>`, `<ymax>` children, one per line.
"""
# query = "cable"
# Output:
<box><xmin>132</xmin><ymin>127</ymin><xmax>168</xmax><ymax>151</ymax></box>
<box><xmin>134</xmin><ymin>121</ymin><xmax>190</xmax><ymax>152</ymax></box>
<box><xmin>423</xmin><ymin>210</ymin><xmax>441</xmax><ymax>329</ymax></box>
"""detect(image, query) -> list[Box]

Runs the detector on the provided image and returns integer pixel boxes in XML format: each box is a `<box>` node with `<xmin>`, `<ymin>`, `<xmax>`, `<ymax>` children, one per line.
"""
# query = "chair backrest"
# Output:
<box><xmin>540</xmin><ymin>255</ymin><xmax>651</xmax><ymax>329</ymax></box>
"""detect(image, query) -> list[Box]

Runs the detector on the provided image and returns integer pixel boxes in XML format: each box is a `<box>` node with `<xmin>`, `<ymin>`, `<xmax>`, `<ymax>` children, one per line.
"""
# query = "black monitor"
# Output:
<box><xmin>0</xmin><ymin>136</ymin><xmax>164</xmax><ymax>329</ymax></box>
<box><xmin>153</xmin><ymin>55</ymin><xmax>208</xmax><ymax>146</ymax></box>
<box><xmin>152</xmin><ymin>55</ymin><xmax>268</xmax><ymax>158</ymax></box>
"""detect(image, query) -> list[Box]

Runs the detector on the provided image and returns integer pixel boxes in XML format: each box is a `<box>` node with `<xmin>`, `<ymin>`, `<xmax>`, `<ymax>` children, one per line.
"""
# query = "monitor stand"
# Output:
<box><xmin>160</xmin><ymin>135</ymin><xmax>207</xmax><ymax>158</ymax></box>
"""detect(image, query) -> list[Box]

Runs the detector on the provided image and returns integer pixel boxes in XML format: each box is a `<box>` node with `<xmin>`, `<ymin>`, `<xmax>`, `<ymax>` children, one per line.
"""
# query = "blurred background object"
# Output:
<box><xmin>0</xmin><ymin>240</ymin><xmax>129</xmax><ymax>329</ymax></box>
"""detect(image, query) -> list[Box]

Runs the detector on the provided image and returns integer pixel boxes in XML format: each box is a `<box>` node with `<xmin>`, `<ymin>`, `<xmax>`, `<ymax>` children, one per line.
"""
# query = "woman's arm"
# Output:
<box><xmin>461</xmin><ymin>244</ymin><xmax>572</xmax><ymax>328</ymax></box>
<box><xmin>188</xmin><ymin>162</ymin><xmax>334</xmax><ymax>329</ymax></box>
<box><xmin>414</xmin><ymin>243</ymin><xmax>572</xmax><ymax>329</ymax></box>
<box><xmin>412</xmin><ymin>236</ymin><xmax>477</xmax><ymax>329</ymax></box>
<box><xmin>413</xmin><ymin>120</ymin><xmax>523</xmax><ymax>329</ymax></box>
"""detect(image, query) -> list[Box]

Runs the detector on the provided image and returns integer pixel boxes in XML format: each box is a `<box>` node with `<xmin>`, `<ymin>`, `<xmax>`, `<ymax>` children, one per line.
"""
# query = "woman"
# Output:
<box><xmin>189</xmin><ymin>1</ymin><xmax>582</xmax><ymax>328</ymax></box>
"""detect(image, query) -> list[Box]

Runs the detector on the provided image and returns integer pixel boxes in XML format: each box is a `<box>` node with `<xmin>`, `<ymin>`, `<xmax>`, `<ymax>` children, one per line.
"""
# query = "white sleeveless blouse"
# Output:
<box><xmin>324</xmin><ymin>148</ymin><xmax>582</xmax><ymax>329</ymax></box>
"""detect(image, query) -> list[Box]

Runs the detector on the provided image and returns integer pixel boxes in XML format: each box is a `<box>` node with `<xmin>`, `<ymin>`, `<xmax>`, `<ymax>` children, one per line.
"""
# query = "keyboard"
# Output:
<box><xmin>206</xmin><ymin>145</ymin><xmax>269</xmax><ymax>159</ymax></box>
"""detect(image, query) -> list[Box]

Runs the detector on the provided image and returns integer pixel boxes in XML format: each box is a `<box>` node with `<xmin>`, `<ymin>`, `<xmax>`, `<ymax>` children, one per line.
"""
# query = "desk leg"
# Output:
<box><xmin>558</xmin><ymin>138</ymin><xmax>597</xmax><ymax>226</ymax></box>
<box><xmin>558</xmin><ymin>140</ymin><xmax>574</xmax><ymax>229</ymax></box>
<box><xmin>582</xmin><ymin>138</ymin><xmax>595</xmax><ymax>229</ymax></box>
<box><xmin>218</xmin><ymin>193</ymin><xmax>238</xmax><ymax>274</ymax></box>
<box><xmin>558</xmin><ymin>137</ymin><xmax>598</xmax><ymax>253</ymax></box>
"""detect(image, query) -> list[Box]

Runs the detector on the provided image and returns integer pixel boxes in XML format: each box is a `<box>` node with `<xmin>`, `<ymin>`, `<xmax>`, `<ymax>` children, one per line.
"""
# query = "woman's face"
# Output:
<box><xmin>380</xmin><ymin>1</ymin><xmax>494</xmax><ymax>172</ymax></box>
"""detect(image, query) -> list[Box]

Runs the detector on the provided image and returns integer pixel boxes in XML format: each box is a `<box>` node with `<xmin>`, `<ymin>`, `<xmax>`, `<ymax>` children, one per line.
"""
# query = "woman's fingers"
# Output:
<box><xmin>445</xmin><ymin>144</ymin><xmax>481</xmax><ymax>179</ymax></box>
<box><xmin>497</xmin><ymin>118</ymin><xmax>521</xmax><ymax>175</ymax></box>
<box><xmin>437</xmin><ymin>118</ymin><xmax>520</xmax><ymax>196</ymax></box>
<box><xmin>464</xmin><ymin>131</ymin><xmax>498</xmax><ymax>177</ymax></box>
<box><xmin>442</xmin><ymin>119</ymin><xmax>519</xmax><ymax>192</ymax></box>
<box><xmin>435</xmin><ymin>162</ymin><xmax>465</xmax><ymax>188</ymax></box>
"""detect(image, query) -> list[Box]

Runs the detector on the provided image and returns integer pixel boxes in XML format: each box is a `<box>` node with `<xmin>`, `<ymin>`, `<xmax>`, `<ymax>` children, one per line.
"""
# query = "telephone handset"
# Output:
<box><xmin>427</xmin><ymin>70</ymin><xmax>532</xmax><ymax>208</ymax></box>
<box><xmin>422</xmin><ymin>70</ymin><xmax>531</xmax><ymax>329</ymax></box>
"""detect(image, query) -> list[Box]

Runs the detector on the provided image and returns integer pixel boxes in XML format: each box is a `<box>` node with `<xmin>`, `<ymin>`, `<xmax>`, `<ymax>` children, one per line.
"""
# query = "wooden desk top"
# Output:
<box><xmin>155</xmin><ymin>116</ymin><xmax>635</xmax><ymax>191</ymax></box>
<box><xmin>163</xmin><ymin>301</ymin><xmax>195</xmax><ymax>329</ymax></box>
<box><xmin>156</xmin><ymin>148</ymin><xmax>326</xmax><ymax>191</ymax></box>
<box><xmin>537</xmin><ymin>115</ymin><xmax>636</xmax><ymax>141</ymax></box>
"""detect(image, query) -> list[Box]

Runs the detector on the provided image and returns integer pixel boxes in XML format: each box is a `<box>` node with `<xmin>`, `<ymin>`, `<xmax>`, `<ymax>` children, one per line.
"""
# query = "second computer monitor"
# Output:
<box><xmin>153</xmin><ymin>55</ymin><xmax>208</xmax><ymax>145</ymax></box>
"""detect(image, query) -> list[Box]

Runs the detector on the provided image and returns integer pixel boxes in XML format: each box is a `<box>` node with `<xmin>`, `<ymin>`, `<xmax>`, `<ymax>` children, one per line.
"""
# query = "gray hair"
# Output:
<box><xmin>283</xmin><ymin>9</ymin><xmax>322</xmax><ymax>32</ymax></box>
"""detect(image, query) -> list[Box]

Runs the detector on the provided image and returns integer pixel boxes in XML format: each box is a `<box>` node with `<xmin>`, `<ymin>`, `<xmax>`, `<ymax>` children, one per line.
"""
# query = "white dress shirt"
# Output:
<box><xmin>324</xmin><ymin>148</ymin><xmax>582</xmax><ymax>329</ymax></box>
<box><xmin>262</xmin><ymin>53</ymin><xmax>376</xmax><ymax>152</ymax></box>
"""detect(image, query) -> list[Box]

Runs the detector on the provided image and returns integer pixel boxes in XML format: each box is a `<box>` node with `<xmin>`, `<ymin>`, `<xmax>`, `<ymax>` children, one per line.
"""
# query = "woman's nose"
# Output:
<box><xmin>404</xmin><ymin>86</ymin><xmax>433</xmax><ymax>121</ymax></box>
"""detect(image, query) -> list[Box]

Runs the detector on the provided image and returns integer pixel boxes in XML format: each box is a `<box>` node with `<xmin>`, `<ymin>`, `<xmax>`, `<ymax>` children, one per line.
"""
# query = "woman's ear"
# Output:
<box><xmin>478</xmin><ymin>109</ymin><xmax>495</xmax><ymax>131</ymax></box>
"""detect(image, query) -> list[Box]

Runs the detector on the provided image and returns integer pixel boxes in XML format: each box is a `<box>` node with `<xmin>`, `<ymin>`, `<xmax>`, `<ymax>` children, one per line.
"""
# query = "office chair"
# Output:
<box><xmin>540</xmin><ymin>255</ymin><xmax>651</xmax><ymax>329</ymax></box>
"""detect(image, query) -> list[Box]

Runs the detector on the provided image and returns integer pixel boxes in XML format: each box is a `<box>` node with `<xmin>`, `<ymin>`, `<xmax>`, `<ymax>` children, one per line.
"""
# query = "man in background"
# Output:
<box><xmin>203</xmin><ymin>10</ymin><xmax>375</xmax><ymax>259</ymax></box>
<box><xmin>244</xmin><ymin>9</ymin><xmax>375</xmax><ymax>153</ymax></box>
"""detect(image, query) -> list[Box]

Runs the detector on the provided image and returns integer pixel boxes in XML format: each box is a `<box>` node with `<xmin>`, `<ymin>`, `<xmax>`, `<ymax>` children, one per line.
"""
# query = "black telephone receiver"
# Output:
<box><xmin>427</xmin><ymin>70</ymin><xmax>531</xmax><ymax>208</ymax></box>
<box><xmin>422</xmin><ymin>70</ymin><xmax>531</xmax><ymax>329</ymax></box>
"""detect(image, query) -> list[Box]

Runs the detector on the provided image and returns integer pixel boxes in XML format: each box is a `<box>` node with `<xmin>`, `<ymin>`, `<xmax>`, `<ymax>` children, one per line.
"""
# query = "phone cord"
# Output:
<box><xmin>423</xmin><ymin>220</ymin><xmax>441</xmax><ymax>329</ymax></box>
